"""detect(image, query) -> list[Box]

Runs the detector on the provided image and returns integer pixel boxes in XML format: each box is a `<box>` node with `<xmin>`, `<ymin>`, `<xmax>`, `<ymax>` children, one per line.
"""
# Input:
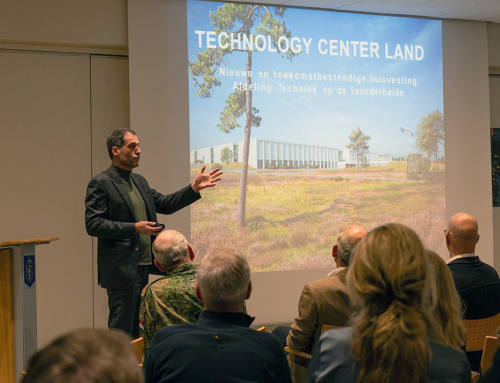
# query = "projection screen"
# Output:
<box><xmin>187</xmin><ymin>0</ymin><xmax>445</xmax><ymax>271</ymax></box>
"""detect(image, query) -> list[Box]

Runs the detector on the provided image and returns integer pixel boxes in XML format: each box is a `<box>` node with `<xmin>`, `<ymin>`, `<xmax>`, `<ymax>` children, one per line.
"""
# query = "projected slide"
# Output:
<box><xmin>187</xmin><ymin>0</ymin><xmax>444</xmax><ymax>271</ymax></box>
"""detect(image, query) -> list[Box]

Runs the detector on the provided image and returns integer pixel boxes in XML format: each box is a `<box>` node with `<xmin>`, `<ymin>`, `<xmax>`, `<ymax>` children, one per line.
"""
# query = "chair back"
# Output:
<box><xmin>463</xmin><ymin>311</ymin><xmax>500</xmax><ymax>352</ymax></box>
<box><xmin>130</xmin><ymin>337</ymin><xmax>144</xmax><ymax>364</ymax></box>
<box><xmin>480</xmin><ymin>336</ymin><xmax>499</xmax><ymax>374</ymax></box>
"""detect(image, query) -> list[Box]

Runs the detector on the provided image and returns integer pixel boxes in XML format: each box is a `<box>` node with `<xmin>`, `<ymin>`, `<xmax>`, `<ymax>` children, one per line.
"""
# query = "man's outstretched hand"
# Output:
<box><xmin>191</xmin><ymin>165</ymin><xmax>223</xmax><ymax>193</ymax></box>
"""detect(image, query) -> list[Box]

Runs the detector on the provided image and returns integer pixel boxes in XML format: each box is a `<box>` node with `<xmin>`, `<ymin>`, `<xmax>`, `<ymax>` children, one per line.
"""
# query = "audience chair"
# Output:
<box><xmin>463</xmin><ymin>312</ymin><xmax>500</xmax><ymax>352</ymax></box>
<box><xmin>131</xmin><ymin>337</ymin><xmax>144</xmax><ymax>364</ymax></box>
<box><xmin>480</xmin><ymin>336</ymin><xmax>499</xmax><ymax>374</ymax></box>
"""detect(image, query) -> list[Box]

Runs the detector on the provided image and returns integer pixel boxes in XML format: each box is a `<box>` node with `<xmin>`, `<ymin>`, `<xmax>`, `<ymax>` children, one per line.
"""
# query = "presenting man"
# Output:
<box><xmin>139</xmin><ymin>230</ymin><xmax>202</xmax><ymax>355</ymax></box>
<box><xmin>85</xmin><ymin>129</ymin><xmax>221</xmax><ymax>338</ymax></box>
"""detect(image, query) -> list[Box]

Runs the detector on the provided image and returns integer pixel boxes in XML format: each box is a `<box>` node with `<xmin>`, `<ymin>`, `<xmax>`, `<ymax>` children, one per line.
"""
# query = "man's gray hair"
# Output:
<box><xmin>337</xmin><ymin>223</ymin><xmax>367</xmax><ymax>266</ymax></box>
<box><xmin>152</xmin><ymin>232</ymin><xmax>189</xmax><ymax>270</ymax></box>
<box><xmin>197</xmin><ymin>246</ymin><xmax>250</xmax><ymax>310</ymax></box>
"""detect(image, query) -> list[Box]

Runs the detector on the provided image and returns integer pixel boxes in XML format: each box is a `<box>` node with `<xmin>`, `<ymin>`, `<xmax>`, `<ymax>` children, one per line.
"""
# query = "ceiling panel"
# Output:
<box><xmin>228</xmin><ymin>0</ymin><xmax>500</xmax><ymax>23</ymax></box>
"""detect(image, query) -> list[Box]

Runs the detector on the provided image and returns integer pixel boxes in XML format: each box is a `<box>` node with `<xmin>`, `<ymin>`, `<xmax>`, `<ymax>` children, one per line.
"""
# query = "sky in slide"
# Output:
<box><xmin>187</xmin><ymin>0</ymin><xmax>443</xmax><ymax>158</ymax></box>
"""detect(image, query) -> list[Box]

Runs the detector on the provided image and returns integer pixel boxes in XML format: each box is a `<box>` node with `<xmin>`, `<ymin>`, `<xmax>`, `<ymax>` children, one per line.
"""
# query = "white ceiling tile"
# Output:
<box><xmin>428</xmin><ymin>0</ymin><xmax>499</xmax><ymax>7</ymax></box>
<box><xmin>381</xmin><ymin>0</ymin><xmax>433</xmax><ymax>3</ymax></box>
<box><xmin>285</xmin><ymin>0</ymin><xmax>362</xmax><ymax>8</ymax></box>
<box><xmin>338</xmin><ymin>0</ymin><xmax>413</xmax><ymax>13</ymax></box>
<box><xmin>444</xmin><ymin>8</ymin><xmax>500</xmax><ymax>20</ymax></box>
<box><xmin>228</xmin><ymin>0</ymin><xmax>500</xmax><ymax>24</ymax></box>
<box><xmin>478</xmin><ymin>1</ymin><xmax>500</xmax><ymax>11</ymax></box>
<box><xmin>400</xmin><ymin>4</ymin><xmax>468</xmax><ymax>17</ymax></box>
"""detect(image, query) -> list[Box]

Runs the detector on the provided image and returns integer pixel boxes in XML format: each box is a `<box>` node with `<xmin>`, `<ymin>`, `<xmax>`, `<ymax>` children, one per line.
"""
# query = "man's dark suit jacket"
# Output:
<box><xmin>85</xmin><ymin>166</ymin><xmax>200</xmax><ymax>290</ymax></box>
<box><xmin>448</xmin><ymin>255</ymin><xmax>500</xmax><ymax>372</ymax></box>
<box><xmin>144</xmin><ymin>311</ymin><xmax>292</xmax><ymax>383</ymax></box>
<box><xmin>448</xmin><ymin>255</ymin><xmax>500</xmax><ymax>320</ymax></box>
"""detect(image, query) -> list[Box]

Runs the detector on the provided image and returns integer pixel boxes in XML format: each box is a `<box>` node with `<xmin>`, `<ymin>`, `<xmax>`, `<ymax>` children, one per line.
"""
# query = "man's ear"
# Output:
<box><xmin>154</xmin><ymin>259</ymin><xmax>166</xmax><ymax>273</ymax></box>
<box><xmin>332</xmin><ymin>244</ymin><xmax>338</xmax><ymax>259</ymax></box>
<box><xmin>476</xmin><ymin>234</ymin><xmax>480</xmax><ymax>244</ymax></box>
<box><xmin>245</xmin><ymin>281</ymin><xmax>252</xmax><ymax>300</ymax></box>
<box><xmin>195</xmin><ymin>281</ymin><xmax>203</xmax><ymax>302</ymax></box>
<box><xmin>111</xmin><ymin>146</ymin><xmax>119</xmax><ymax>157</ymax></box>
<box><xmin>445</xmin><ymin>233</ymin><xmax>451</xmax><ymax>245</ymax></box>
<box><xmin>188</xmin><ymin>245</ymin><xmax>195</xmax><ymax>261</ymax></box>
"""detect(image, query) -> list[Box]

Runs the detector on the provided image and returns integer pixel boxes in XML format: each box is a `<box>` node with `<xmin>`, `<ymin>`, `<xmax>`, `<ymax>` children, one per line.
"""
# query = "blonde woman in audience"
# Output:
<box><xmin>22</xmin><ymin>328</ymin><xmax>143</xmax><ymax>383</ymax></box>
<box><xmin>307</xmin><ymin>223</ymin><xmax>470</xmax><ymax>383</ymax></box>
<box><xmin>428</xmin><ymin>249</ymin><xmax>467</xmax><ymax>350</ymax></box>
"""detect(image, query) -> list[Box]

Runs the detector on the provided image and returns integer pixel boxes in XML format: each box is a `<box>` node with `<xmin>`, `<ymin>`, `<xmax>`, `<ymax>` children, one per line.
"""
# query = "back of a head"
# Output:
<box><xmin>153</xmin><ymin>230</ymin><xmax>190</xmax><ymax>270</ymax></box>
<box><xmin>22</xmin><ymin>329</ymin><xmax>143</xmax><ymax>383</ymax></box>
<box><xmin>347</xmin><ymin>223</ymin><xmax>436</xmax><ymax>383</ymax></box>
<box><xmin>337</xmin><ymin>223</ymin><xmax>367</xmax><ymax>266</ymax></box>
<box><xmin>447</xmin><ymin>212</ymin><xmax>479</xmax><ymax>254</ymax></box>
<box><xmin>197</xmin><ymin>246</ymin><xmax>250</xmax><ymax>312</ymax></box>
<box><xmin>427</xmin><ymin>250</ymin><xmax>466</xmax><ymax>350</ymax></box>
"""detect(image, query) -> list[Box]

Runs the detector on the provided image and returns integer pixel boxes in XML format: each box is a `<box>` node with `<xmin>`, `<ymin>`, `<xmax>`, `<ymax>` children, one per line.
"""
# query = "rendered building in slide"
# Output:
<box><xmin>191</xmin><ymin>138</ymin><xmax>392</xmax><ymax>169</ymax></box>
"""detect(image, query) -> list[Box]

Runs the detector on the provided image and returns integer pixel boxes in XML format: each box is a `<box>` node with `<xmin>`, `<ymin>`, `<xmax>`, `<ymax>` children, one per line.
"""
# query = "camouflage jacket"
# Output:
<box><xmin>140</xmin><ymin>262</ymin><xmax>202</xmax><ymax>354</ymax></box>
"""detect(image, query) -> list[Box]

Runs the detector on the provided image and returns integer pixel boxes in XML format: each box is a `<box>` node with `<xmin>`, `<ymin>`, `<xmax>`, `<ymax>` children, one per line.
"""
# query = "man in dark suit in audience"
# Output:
<box><xmin>285</xmin><ymin>223</ymin><xmax>367</xmax><ymax>382</ymax></box>
<box><xmin>144</xmin><ymin>246</ymin><xmax>291</xmax><ymax>383</ymax></box>
<box><xmin>445</xmin><ymin>212</ymin><xmax>500</xmax><ymax>371</ymax></box>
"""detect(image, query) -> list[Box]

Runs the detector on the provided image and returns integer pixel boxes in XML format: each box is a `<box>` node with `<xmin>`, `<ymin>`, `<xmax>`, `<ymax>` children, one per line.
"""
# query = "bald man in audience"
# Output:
<box><xmin>286</xmin><ymin>223</ymin><xmax>367</xmax><ymax>382</ymax></box>
<box><xmin>445</xmin><ymin>212</ymin><xmax>500</xmax><ymax>371</ymax></box>
<box><xmin>144</xmin><ymin>246</ymin><xmax>291</xmax><ymax>383</ymax></box>
<box><xmin>139</xmin><ymin>230</ymin><xmax>202</xmax><ymax>355</ymax></box>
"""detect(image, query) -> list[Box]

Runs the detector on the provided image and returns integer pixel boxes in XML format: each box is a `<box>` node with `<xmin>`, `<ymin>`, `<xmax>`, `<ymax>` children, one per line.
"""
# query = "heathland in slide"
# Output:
<box><xmin>191</xmin><ymin>162</ymin><xmax>446</xmax><ymax>271</ymax></box>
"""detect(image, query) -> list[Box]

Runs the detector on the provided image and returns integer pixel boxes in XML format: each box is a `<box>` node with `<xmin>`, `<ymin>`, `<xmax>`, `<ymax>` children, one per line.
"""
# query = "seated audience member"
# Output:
<box><xmin>144</xmin><ymin>246</ymin><xmax>292</xmax><ymax>383</ymax></box>
<box><xmin>139</xmin><ymin>230</ymin><xmax>202</xmax><ymax>354</ymax></box>
<box><xmin>283</xmin><ymin>224</ymin><xmax>366</xmax><ymax>382</ymax></box>
<box><xmin>445</xmin><ymin>213</ymin><xmax>500</xmax><ymax>371</ymax></box>
<box><xmin>427</xmin><ymin>250</ymin><xmax>466</xmax><ymax>350</ymax></box>
<box><xmin>307</xmin><ymin>223</ymin><xmax>470</xmax><ymax>383</ymax></box>
<box><xmin>22</xmin><ymin>328</ymin><xmax>143</xmax><ymax>383</ymax></box>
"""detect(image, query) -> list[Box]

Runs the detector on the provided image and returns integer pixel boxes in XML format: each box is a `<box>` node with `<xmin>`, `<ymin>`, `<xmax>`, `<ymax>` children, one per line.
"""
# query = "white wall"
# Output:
<box><xmin>0</xmin><ymin>0</ymin><xmax>129</xmax><ymax>348</ymax></box>
<box><xmin>442</xmin><ymin>20</ymin><xmax>493</xmax><ymax>265</ymax></box>
<box><xmin>0</xmin><ymin>0</ymin><xmax>127</xmax><ymax>50</ymax></box>
<box><xmin>0</xmin><ymin>51</ymin><xmax>93</xmax><ymax>347</ymax></box>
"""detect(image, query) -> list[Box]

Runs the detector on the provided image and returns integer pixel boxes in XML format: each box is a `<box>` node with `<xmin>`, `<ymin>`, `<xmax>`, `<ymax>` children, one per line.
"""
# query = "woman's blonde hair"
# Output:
<box><xmin>427</xmin><ymin>250</ymin><xmax>466</xmax><ymax>350</ymax></box>
<box><xmin>347</xmin><ymin>223</ymin><xmax>439</xmax><ymax>383</ymax></box>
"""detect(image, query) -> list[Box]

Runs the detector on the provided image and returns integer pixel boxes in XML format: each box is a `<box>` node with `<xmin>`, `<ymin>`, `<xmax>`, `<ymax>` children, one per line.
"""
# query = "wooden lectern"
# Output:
<box><xmin>0</xmin><ymin>237</ymin><xmax>58</xmax><ymax>383</ymax></box>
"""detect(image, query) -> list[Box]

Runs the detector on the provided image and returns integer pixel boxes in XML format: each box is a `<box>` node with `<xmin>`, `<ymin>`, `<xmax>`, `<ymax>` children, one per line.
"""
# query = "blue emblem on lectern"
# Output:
<box><xmin>24</xmin><ymin>255</ymin><xmax>36</xmax><ymax>287</ymax></box>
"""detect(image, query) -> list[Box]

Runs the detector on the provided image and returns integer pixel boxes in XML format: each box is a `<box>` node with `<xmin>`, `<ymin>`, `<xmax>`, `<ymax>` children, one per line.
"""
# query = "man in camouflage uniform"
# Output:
<box><xmin>139</xmin><ymin>230</ymin><xmax>202</xmax><ymax>355</ymax></box>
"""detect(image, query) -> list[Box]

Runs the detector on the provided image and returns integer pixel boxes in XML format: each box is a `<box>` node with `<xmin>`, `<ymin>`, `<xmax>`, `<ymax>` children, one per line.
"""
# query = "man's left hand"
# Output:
<box><xmin>191</xmin><ymin>165</ymin><xmax>223</xmax><ymax>193</ymax></box>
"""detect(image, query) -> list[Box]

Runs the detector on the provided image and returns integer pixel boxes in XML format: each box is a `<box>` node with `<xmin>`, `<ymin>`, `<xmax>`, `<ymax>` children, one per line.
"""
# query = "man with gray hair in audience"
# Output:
<box><xmin>139</xmin><ymin>230</ymin><xmax>202</xmax><ymax>355</ymax></box>
<box><xmin>144</xmin><ymin>246</ymin><xmax>292</xmax><ymax>383</ymax></box>
<box><xmin>284</xmin><ymin>223</ymin><xmax>367</xmax><ymax>382</ymax></box>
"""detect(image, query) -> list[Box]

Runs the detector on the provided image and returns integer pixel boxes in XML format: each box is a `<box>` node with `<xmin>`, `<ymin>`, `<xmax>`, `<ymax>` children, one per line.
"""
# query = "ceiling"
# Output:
<box><xmin>232</xmin><ymin>0</ymin><xmax>500</xmax><ymax>24</ymax></box>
